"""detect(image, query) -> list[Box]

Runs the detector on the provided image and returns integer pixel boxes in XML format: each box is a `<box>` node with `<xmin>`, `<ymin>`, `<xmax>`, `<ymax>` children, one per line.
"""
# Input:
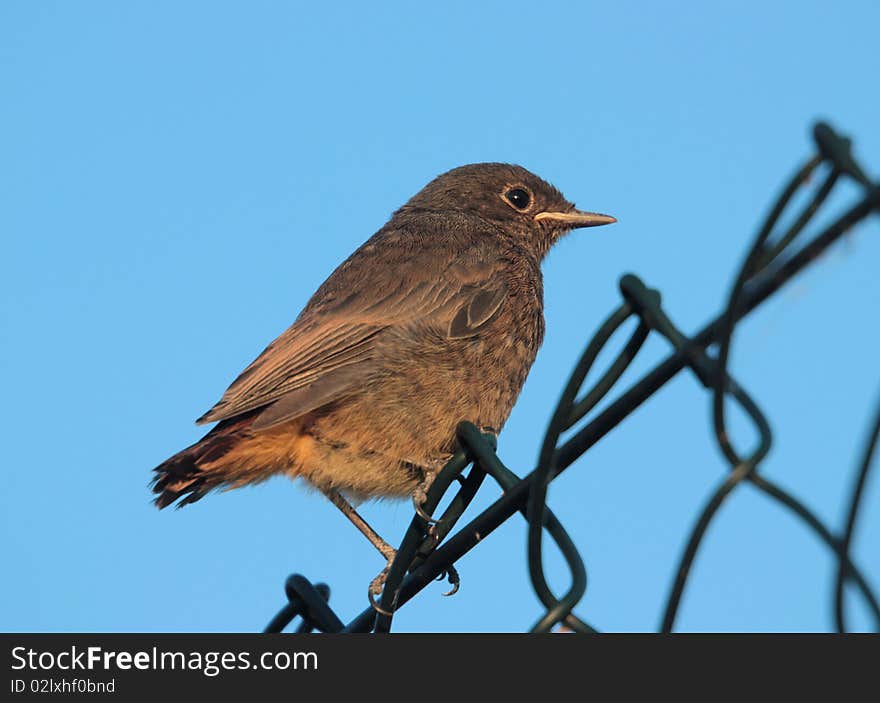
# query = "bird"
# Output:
<box><xmin>151</xmin><ymin>163</ymin><xmax>615</xmax><ymax>602</ymax></box>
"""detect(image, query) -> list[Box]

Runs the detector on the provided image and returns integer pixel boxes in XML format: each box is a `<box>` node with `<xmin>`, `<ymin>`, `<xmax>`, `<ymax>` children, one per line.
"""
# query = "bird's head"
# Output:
<box><xmin>397</xmin><ymin>163</ymin><xmax>616</xmax><ymax>258</ymax></box>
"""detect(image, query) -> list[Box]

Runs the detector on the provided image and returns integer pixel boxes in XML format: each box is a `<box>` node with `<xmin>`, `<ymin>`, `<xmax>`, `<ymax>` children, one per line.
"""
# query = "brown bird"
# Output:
<box><xmin>151</xmin><ymin>163</ymin><xmax>615</xmax><ymax>599</ymax></box>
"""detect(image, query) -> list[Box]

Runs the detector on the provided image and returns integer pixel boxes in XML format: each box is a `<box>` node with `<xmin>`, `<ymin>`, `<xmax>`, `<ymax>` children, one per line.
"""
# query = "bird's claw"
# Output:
<box><xmin>423</xmin><ymin>522</ymin><xmax>442</xmax><ymax>548</ymax></box>
<box><xmin>437</xmin><ymin>565</ymin><xmax>460</xmax><ymax>597</ymax></box>
<box><xmin>413</xmin><ymin>499</ymin><xmax>438</xmax><ymax>525</ymax></box>
<box><xmin>368</xmin><ymin>589</ymin><xmax>394</xmax><ymax>617</ymax></box>
<box><xmin>412</xmin><ymin>489</ymin><xmax>438</xmax><ymax>526</ymax></box>
<box><xmin>368</xmin><ymin>561</ymin><xmax>396</xmax><ymax>616</ymax></box>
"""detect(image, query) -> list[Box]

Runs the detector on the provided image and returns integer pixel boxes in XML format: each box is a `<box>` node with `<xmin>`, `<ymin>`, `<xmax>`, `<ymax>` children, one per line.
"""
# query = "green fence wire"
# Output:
<box><xmin>264</xmin><ymin>121</ymin><xmax>880</xmax><ymax>633</ymax></box>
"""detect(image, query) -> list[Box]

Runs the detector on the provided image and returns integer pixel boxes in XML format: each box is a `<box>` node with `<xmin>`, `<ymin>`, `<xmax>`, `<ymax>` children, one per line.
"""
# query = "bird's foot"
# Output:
<box><xmin>437</xmin><ymin>565</ymin><xmax>461</xmax><ymax>597</ymax></box>
<box><xmin>368</xmin><ymin>555</ymin><xmax>397</xmax><ymax>616</ymax></box>
<box><xmin>412</xmin><ymin>484</ymin><xmax>439</xmax><ymax>526</ymax></box>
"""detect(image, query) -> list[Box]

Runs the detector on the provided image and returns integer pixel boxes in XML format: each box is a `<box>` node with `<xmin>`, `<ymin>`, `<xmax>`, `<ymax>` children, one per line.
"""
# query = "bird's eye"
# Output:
<box><xmin>504</xmin><ymin>188</ymin><xmax>531</xmax><ymax>211</ymax></box>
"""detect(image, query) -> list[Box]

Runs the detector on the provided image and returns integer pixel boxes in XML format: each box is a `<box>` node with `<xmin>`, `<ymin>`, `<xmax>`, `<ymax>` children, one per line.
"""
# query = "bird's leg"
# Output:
<box><xmin>320</xmin><ymin>488</ymin><xmax>398</xmax><ymax>610</ymax></box>
<box><xmin>320</xmin><ymin>487</ymin><xmax>396</xmax><ymax>561</ymax></box>
<box><xmin>412</xmin><ymin>482</ymin><xmax>438</xmax><ymax>527</ymax></box>
<box><xmin>407</xmin><ymin>460</ymin><xmax>440</xmax><ymax>526</ymax></box>
<box><xmin>419</xmin><ymin>427</ymin><xmax>495</xmax><ymax>594</ymax></box>
<box><xmin>414</xmin><ymin>427</ymin><xmax>497</xmax><ymax>526</ymax></box>
<box><xmin>411</xmin><ymin>455</ymin><xmax>482</xmax><ymax>599</ymax></box>
<box><xmin>433</xmin><ymin>425</ymin><xmax>494</xmax><ymax>595</ymax></box>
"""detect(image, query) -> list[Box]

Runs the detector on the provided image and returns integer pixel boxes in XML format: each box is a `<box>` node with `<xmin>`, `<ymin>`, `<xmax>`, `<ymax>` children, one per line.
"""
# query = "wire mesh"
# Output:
<box><xmin>264</xmin><ymin>121</ymin><xmax>880</xmax><ymax>634</ymax></box>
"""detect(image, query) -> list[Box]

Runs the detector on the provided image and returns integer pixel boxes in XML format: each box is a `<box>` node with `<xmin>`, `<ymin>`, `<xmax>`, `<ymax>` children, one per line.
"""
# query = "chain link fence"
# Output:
<box><xmin>264</xmin><ymin>121</ymin><xmax>879</xmax><ymax>633</ymax></box>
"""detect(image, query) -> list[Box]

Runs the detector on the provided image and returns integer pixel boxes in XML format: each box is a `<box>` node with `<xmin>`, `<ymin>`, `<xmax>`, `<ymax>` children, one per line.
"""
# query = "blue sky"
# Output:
<box><xmin>2</xmin><ymin>1</ymin><xmax>878</xmax><ymax>632</ymax></box>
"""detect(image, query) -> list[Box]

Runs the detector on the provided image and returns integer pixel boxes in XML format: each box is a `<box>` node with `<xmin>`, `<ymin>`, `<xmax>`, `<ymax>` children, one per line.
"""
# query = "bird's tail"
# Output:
<box><xmin>150</xmin><ymin>413</ymin><xmax>259</xmax><ymax>508</ymax></box>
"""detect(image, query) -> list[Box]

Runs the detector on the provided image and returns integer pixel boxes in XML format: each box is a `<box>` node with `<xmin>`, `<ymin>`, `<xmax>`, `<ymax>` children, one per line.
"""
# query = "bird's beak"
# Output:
<box><xmin>534</xmin><ymin>209</ymin><xmax>617</xmax><ymax>228</ymax></box>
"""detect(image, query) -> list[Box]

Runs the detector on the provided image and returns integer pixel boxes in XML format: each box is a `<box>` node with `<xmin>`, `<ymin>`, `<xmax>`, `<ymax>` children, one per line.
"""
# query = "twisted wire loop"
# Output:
<box><xmin>265</xmin><ymin>121</ymin><xmax>880</xmax><ymax>633</ymax></box>
<box><xmin>264</xmin><ymin>576</ymin><xmax>341</xmax><ymax>633</ymax></box>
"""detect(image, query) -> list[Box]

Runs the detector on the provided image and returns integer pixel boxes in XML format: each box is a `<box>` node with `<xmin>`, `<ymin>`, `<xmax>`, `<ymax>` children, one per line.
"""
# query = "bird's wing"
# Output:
<box><xmin>196</xmin><ymin>234</ymin><xmax>507</xmax><ymax>428</ymax></box>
